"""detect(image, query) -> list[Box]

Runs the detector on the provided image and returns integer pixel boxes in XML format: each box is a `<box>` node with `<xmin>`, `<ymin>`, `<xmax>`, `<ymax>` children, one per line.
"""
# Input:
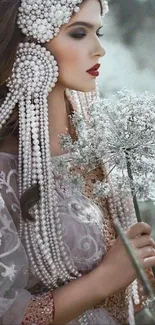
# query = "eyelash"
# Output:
<box><xmin>69</xmin><ymin>31</ymin><xmax>104</xmax><ymax>39</ymax></box>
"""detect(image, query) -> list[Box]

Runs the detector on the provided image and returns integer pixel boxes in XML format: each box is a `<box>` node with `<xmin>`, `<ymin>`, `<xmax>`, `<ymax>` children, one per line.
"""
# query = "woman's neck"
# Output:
<box><xmin>48</xmin><ymin>84</ymin><xmax>67</xmax><ymax>133</ymax></box>
<box><xmin>48</xmin><ymin>84</ymin><xmax>71</xmax><ymax>156</ymax></box>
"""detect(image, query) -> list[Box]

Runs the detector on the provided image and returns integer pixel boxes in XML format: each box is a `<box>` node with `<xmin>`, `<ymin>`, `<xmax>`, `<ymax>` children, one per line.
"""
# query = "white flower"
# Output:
<box><xmin>93</xmin><ymin>181</ymin><xmax>110</xmax><ymax>198</ymax></box>
<box><xmin>60</xmin><ymin>88</ymin><xmax>155</xmax><ymax>201</ymax></box>
<box><xmin>92</xmin><ymin>88</ymin><xmax>155</xmax><ymax>200</ymax></box>
<box><xmin>0</xmin><ymin>171</ymin><xmax>5</xmax><ymax>190</ymax></box>
<box><xmin>69</xmin><ymin>173</ymin><xmax>85</xmax><ymax>193</ymax></box>
<box><xmin>1</xmin><ymin>264</ymin><xmax>17</xmax><ymax>281</ymax></box>
<box><xmin>0</xmin><ymin>195</ymin><xmax>5</xmax><ymax>208</ymax></box>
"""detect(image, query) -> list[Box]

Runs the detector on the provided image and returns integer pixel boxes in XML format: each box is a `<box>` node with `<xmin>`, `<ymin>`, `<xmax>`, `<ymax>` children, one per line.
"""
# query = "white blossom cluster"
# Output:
<box><xmin>60</xmin><ymin>88</ymin><xmax>155</xmax><ymax>201</ymax></box>
<box><xmin>90</xmin><ymin>88</ymin><xmax>155</xmax><ymax>201</ymax></box>
<box><xmin>59</xmin><ymin>111</ymin><xmax>110</xmax><ymax>198</ymax></box>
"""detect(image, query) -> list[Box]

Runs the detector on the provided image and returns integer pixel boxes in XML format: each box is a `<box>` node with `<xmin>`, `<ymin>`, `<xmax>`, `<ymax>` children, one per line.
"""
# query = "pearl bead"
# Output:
<box><xmin>17</xmin><ymin>0</ymin><xmax>108</xmax><ymax>43</ymax></box>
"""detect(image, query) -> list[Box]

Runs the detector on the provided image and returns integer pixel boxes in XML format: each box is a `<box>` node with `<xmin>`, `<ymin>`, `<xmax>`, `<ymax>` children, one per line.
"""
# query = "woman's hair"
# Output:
<box><xmin>0</xmin><ymin>0</ymin><xmax>24</xmax><ymax>142</ymax></box>
<box><xmin>0</xmin><ymin>0</ymin><xmax>103</xmax><ymax>221</ymax></box>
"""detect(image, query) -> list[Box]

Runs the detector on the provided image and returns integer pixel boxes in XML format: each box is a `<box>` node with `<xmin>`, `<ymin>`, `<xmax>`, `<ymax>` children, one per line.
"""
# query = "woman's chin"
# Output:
<box><xmin>71</xmin><ymin>81</ymin><xmax>96</xmax><ymax>93</ymax></box>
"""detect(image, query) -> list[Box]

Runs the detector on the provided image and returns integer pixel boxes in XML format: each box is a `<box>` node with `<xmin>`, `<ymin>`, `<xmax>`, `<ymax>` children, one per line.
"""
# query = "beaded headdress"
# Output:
<box><xmin>17</xmin><ymin>0</ymin><xmax>108</xmax><ymax>42</ymax></box>
<box><xmin>0</xmin><ymin>1</ymin><xmax>108</xmax><ymax>324</ymax></box>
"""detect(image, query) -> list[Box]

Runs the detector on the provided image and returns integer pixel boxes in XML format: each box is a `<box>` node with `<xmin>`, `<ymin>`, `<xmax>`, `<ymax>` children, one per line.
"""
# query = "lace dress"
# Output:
<box><xmin>0</xmin><ymin>152</ymin><xmax>135</xmax><ymax>325</ymax></box>
<box><xmin>0</xmin><ymin>153</ymin><xmax>31</xmax><ymax>325</ymax></box>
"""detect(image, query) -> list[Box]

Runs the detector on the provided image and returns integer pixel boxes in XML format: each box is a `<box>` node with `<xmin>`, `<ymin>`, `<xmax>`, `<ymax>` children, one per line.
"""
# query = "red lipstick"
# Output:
<box><xmin>86</xmin><ymin>63</ymin><xmax>100</xmax><ymax>77</ymax></box>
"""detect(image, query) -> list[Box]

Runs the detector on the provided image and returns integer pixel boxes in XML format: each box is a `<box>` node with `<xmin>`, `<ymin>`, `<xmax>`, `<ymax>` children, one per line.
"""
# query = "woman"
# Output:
<box><xmin>0</xmin><ymin>0</ymin><xmax>155</xmax><ymax>324</ymax></box>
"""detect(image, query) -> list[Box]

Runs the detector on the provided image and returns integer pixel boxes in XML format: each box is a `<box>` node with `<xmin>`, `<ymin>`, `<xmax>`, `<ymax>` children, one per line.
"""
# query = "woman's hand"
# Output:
<box><xmin>97</xmin><ymin>222</ymin><xmax>155</xmax><ymax>298</ymax></box>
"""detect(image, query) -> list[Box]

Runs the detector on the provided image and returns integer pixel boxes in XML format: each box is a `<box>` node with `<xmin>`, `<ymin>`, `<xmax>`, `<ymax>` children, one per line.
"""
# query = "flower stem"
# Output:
<box><xmin>125</xmin><ymin>152</ymin><xmax>142</xmax><ymax>222</ymax></box>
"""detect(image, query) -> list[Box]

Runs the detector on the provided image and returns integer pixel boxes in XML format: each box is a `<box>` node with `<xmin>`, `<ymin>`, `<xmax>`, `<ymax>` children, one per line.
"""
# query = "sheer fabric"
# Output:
<box><xmin>0</xmin><ymin>153</ymin><xmax>31</xmax><ymax>325</ymax></box>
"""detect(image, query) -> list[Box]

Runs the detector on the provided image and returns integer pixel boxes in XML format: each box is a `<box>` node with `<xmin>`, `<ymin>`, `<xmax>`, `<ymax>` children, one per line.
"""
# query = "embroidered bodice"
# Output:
<box><xmin>52</xmin><ymin>155</ymin><xmax>106</xmax><ymax>273</ymax></box>
<box><xmin>51</xmin><ymin>154</ymin><xmax>135</xmax><ymax>325</ymax></box>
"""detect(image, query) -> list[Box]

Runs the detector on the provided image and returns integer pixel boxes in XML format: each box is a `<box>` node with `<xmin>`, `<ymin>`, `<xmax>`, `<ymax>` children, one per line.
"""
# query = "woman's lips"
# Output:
<box><xmin>87</xmin><ymin>70</ymin><xmax>99</xmax><ymax>77</ymax></box>
<box><xmin>86</xmin><ymin>63</ymin><xmax>100</xmax><ymax>77</ymax></box>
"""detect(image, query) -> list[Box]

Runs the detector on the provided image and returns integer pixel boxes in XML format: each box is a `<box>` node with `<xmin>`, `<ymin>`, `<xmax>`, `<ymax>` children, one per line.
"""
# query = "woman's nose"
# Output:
<box><xmin>100</xmin><ymin>44</ymin><xmax>106</xmax><ymax>57</ymax></box>
<box><xmin>93</xmin><ymin>39</ymin><xmax>106</xmax><ymax>58</ymax></box>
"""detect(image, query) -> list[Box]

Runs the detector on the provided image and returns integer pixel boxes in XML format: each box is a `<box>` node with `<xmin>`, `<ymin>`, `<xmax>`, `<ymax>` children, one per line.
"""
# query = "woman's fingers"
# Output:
<box><xmin>133</xmin><ymin>235</ymin><xmax>155</xmax><ymax>249</ymax></box>
<box><xmin>144</xmin><ymin>256</ymin><xmax>155</xmax><ymax>269</ymax></box>
<box><xmin>127</xmin><ymin>222</ymin><xmax>151</xmax><ymax>239</ymax></box>
<box><xmin>139</xmin><ymin>246</ymin><xmax>155</xmax><ymax>259</ymax></box>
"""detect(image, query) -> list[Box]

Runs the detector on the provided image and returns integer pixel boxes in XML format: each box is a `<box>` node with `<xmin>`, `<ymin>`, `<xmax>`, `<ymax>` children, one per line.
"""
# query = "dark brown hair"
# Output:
<box><xmin>0</xmin><ymin>1</ymin><xmax>39</xmax><ymax>221</ymax></box>
<box><xmin>0</xmin><ymin>0</ymin><xmax>24</xmax><ymax>141</ymax></box>
<box><xmin>0</xmin><ymin>0</ymin><xmax>103</xmax><ymax>221</ymax></box>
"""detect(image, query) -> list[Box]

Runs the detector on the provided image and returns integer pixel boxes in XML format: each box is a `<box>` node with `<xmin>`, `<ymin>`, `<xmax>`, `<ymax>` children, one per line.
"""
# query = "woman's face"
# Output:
<box><xmin>46</xmin><ymin>0</ymin><xmax>106</xmax><ymax>92</ymax></box>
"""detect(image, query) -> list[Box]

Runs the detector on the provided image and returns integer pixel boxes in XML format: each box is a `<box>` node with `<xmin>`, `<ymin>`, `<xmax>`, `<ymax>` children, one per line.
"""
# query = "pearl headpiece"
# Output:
<box><xmin>17</xmin><ymin>0</ymin><xmax>109</xmax><ymax>43</ymax></box>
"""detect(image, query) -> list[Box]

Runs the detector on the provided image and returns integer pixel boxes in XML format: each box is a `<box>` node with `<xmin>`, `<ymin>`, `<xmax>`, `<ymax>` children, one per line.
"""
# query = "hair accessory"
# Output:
<box><xmin>17</xmin><ymin>0</ymin><xmax>83</xmax><ymax>43</ymax></box>
<box><xmin>0</xmin><ymin>42</ymin><xmax>58</xmax><ymax>130</ymax></box>
<box><xmin>17</xmin><ymin>0</ymin><xmax>108</xmax><ymax>43</ymax></box>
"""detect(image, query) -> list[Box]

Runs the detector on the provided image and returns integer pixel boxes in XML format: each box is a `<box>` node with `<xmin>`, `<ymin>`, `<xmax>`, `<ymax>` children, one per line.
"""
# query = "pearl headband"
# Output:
<box><xmin>17</xmin><ymin>0</ymin><xmax>109</xmax><ymax>43</ymax></box>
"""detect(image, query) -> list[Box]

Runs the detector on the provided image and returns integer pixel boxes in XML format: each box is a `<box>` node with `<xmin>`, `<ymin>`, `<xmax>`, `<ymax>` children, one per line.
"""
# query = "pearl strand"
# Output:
<box><xmin>39</xmin><ymin>98</ymin><xmax>64</xmax><ymax>285</ymax></box>
<box><xmin>38</xmin><ymin>95</ymin><xmax>57</xmax><ymax>281</ymax></box>
<box><xmin>43</xmin><ymin>95</ymin><xmax>72</xmax><ymax>281</ymax></box>
<box><xmin>19</xmin><ymin>96</ymin><xmax>26</xmax><ymax>238</ymax></box>
<box><xmin>25</xmin><ymin>221</ymin><xmax>54</xmax><ymax>288</ymax></box>
<box><xmin>30</xmin><ymin>102</ymin><xmax>56</xmax><ymax>287</ymax></box>
<box><xmin>16</xmin><ymin>42</ymin><xmax>59</xmax><ymax>287</ymax></box>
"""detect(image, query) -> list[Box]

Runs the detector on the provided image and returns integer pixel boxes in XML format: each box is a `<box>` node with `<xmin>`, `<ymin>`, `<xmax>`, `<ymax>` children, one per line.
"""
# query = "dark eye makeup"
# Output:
<box><xmin>68</xmin><ymin>27</ymin><xmax>104</xmax><ymax>39</ymax></box>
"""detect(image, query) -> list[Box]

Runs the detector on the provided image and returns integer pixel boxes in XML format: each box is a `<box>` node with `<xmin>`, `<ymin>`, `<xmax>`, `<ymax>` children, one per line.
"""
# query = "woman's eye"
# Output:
<box><xmin>97</xmin><ymin>32</ymin><xmax>104</xmax><ymax>38</ymax></box>
<box><xmin>69</xmin><ymin>28</ymin><xmax>104</xmax><ymax>40</ymax></box>
<box><xmin>97</xmin><ymin>27</ymin><xmax>104</xmax><ymax>38</ymax></box>
<box><xmin>69</xmin><ymin>31</ymin><xmax>87</xmax><ymax>39</ymax></box>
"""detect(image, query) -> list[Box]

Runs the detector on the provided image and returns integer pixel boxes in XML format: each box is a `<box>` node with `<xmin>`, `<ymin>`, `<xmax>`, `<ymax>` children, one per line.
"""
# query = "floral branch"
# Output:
<box><xmin>125</xmin><ymin>149</ymin><xmax>142</xmax><ymax>222</ymax></box>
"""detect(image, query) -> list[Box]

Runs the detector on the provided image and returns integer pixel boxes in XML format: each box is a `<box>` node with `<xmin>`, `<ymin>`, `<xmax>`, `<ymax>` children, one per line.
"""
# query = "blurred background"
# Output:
<box><xmin>98</xmin><ymin>0</ymin><xmax>155</xmax><ymax>97</ymax></box>
<box><xmin>97</xmin><ymin>2</ymin><xmax>155</xmax><ymax>323</ymax></box>
<box><xmin>98</xmin><ymin>0</ymin><xmax>155</xmax><ymax>226</ymax></box>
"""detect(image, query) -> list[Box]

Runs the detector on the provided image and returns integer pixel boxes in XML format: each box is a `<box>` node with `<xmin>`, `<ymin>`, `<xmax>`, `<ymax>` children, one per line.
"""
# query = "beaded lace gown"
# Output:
<box><xmin>0</xmin><ymin>151</ymin><xmax>136</xmax><ymax>325</ymax></box>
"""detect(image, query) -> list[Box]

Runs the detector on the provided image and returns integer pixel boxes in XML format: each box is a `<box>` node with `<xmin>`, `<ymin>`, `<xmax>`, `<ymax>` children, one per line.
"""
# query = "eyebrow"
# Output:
<box><xmin>66</xmin><ymin>21</ymin><xmax>103</xmax><ymax>29</ymax></box>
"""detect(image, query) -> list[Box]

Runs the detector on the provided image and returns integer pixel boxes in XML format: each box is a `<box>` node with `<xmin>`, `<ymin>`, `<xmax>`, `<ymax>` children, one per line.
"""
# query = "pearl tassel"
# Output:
<box><xmin>132</xmin><ymin>279</ymin><xmax>140</xmax><ymax>305</ymax></box>
<box><xmin>15</xmin><ymin>43</ymin><xmax>82</xmax><ymax>288</ymax></box>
